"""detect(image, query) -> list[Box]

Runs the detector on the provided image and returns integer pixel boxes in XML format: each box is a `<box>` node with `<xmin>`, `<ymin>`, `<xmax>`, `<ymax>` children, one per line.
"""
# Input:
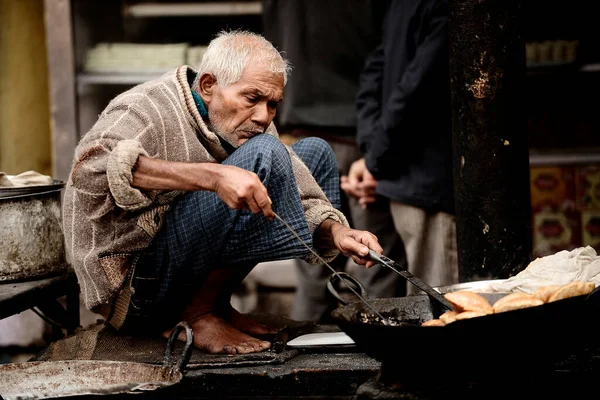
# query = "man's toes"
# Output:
<box><xmin>222</xmin><ymin>345</ymin><xmax>238</xmax><ymax>354</ymax></box>
<box><xmin>245</xmin><ymin>340</ymin><xmax>270</xmax><ymax>352</ymax></box>
<box><xmin>238</xmin><ymin>340</ymin><xmax>270</xmax><ymax>353</ymax></box>
<box><xmin>234</xmin><ymin>343</ymin><xmax>256</xmax><ymax>354</ymax></box>
<box><xmin>249</xmin><ymin>340</ymin><xmax>271</xmax><ymax>352</ymax></box>
<box><xmin>258</xmin><ymin>340</ymin><xmax>271</xmax><ymax>350</ymax></box>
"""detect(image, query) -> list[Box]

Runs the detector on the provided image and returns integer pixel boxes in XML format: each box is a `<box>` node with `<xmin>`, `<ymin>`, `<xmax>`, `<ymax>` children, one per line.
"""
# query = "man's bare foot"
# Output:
<box><xmin>223</xmin><ymin>305</ymin><xmax>279</xmax><ymax>336</ymax></box>
<box><xmin>163</xmin><ymin>313</ymin><xmax>271</xmax><ymax>354</ymax></box>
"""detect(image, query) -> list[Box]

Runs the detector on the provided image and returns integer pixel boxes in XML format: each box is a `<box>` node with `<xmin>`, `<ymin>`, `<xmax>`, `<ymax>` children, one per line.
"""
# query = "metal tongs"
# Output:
<box><xmin>368</xmin><ymin>250</ymin><xmax>455</xmax><ymax>311</ymax></box>
<box><xmin>273</xmin><ymin>212</ymin><xmax>393</xmax><ymax>325</ymax></box>
<box><xmin>273</xmin><ymin>211</ymin><xmax>454</xmax><ymax>323</ymax></box>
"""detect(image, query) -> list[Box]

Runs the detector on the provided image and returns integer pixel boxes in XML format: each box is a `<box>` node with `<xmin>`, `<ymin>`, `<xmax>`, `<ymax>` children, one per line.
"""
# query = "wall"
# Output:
<box><xmin>0</xmin><ymin>0</ymin><xmax>51</xmax><ymax>176</ymax></box>
<box><xmin>531</xmin><ymin>164</ymin><xmax>600</xmax><ymax>257</ymax></box>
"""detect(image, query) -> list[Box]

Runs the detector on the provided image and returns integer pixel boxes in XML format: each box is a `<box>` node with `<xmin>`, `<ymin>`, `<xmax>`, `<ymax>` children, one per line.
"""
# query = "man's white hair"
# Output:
<box><xmin>192</xmin><ymin>30</ymin><xmax>292</xmax><ymax>90</ymax></box>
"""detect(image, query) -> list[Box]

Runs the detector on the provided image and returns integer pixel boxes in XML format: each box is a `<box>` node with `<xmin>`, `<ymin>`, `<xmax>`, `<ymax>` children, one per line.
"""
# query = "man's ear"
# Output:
<box><xmin>198</xmin><ymin>73</ymin><xmax>217</xmax><ymax>102</ymax></box>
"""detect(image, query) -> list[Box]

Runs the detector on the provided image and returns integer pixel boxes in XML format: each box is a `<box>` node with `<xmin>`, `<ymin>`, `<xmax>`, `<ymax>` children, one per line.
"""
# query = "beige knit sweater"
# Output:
<box><xmin>63</xmin><ymin>66</ymin><xmax>348</xmax><ymax>326</ymax></box>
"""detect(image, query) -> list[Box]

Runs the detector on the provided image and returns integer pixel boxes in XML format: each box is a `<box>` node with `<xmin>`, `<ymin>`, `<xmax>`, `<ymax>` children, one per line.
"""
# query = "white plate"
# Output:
<box><xmin>286</xmin><ymin>332</ymin><xmax>355</xmax><ymax>347</ymax></box>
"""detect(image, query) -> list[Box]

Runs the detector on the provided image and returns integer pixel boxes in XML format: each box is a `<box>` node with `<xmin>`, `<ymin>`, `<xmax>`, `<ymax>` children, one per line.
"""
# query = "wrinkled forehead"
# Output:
<box><xmin>235</xmin><ymin>61</ymin><xmax>285</xmax><ymax>95</ymax></box>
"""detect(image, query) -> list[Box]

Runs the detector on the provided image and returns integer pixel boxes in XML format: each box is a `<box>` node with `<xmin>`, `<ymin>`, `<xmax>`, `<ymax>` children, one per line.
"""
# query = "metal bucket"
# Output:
<box><xmin>0</xmin><ymin>181</ymin><xmax>67</xmax><ymax>281</ymax></box>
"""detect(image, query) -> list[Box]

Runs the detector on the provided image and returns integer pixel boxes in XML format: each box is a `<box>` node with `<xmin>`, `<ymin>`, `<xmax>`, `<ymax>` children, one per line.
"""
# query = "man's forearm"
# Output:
<box><xmin>131</xmin><ymin>155</ymin><xmax>219</xmax><ymax>191</ymax></box>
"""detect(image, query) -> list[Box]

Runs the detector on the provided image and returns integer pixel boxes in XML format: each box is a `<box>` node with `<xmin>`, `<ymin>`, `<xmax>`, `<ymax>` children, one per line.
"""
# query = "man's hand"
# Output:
<box><xmin>315</xmin><ymin>220</ymin><xmax>383</xmax><ymax>268</ymax></box>
<box><xmin>132</xmin><ymin>156</ymin><xmax>274</xmax><ymax>220</ymax></box>
<box><xmin>212</xmin><ymin>165</ymin><xmax>275</xmax><ymax>220</ymax></box>
<box><xmin>340</xmin><ymin>158</ymin><xmax>378</xmax><ymax>209</ymax></box>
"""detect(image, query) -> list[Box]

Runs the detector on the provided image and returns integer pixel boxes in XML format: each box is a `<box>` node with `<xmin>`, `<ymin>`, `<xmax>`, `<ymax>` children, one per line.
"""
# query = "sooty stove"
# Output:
<box><xmin>354</xmin><ymin>348</ymin><xmax>600</xmax><ymax>400</ymax></box>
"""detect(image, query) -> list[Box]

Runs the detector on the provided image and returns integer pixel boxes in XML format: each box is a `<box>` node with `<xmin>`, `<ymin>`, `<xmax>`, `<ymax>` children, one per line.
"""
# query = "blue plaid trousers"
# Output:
<box><xmin>126</xmin><ymin>134</ymin><xmax>340</xmax><ymax>330</ymax></box>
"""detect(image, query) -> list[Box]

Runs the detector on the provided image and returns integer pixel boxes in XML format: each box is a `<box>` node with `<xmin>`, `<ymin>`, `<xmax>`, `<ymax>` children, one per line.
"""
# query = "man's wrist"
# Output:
<box><xmin>314</xmin><ymin>219</ymin><xmax>343</xmax><ymax>249</ymax></box>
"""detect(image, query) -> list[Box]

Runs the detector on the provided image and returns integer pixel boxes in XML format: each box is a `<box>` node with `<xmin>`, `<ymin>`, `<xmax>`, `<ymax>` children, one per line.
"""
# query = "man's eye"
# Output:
<box><xmin>246</xmin><ymin>96</ymin><xmax>258</xmax><ymax>103</ymax></box>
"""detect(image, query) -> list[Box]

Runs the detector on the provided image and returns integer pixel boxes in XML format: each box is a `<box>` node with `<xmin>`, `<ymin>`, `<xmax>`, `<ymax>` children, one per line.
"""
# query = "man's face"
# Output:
<box><xmin>203</xmin><ymin>62</ymin><xmax>284</xmax><ymax>148</ymax></box>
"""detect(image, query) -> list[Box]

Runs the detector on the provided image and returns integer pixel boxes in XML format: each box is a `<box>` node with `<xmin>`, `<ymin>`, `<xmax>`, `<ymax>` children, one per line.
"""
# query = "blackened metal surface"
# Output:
<box><xmin>448</xmin><ymin>0</ymin><xmax>532</xmax><ymax>280</ymax></box>
<box><xmin>0</xmin><ymin>269</ymin><xmax>78</xmax><ymax>323</ymax></box>
<box><xmin>34</xmin><ymin>318</ymin><xmax>312</xmax><ymax>369</ymax></box>
<box><xmin>181</xmin><ymin>352</ymin><xmax>381</xmax><ymax>398</ymax></box>
<box><xmin>22</xmin><ymin>349</ymin><xmax>600</xmax><ymax>400</ymax></box>
<box><xmin>51</xmin><ymin>352</ymin><xmax>380</xmax><ymax>399</ymax></box>
<box><xmin>357</xmin><ymin>371</ymin><xmax>600</xmax><ymax>400</ymax></box>
<box><xmin>355</xmin><ymin>349</ymin><xmax>600</xmax><ymax>400</ymax></box>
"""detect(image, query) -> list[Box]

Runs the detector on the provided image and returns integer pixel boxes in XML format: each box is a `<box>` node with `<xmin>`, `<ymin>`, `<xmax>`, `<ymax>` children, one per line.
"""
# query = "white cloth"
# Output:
<box><xmin>487</xmin><ymin>246</ymin><xmax>600</xmax><ymax>294</ymax></box>
<box><xmin>0</xmin><ymin>171</ymin><xmax>53</xmax><ymax>187</ymax></box>
<box><xmin>0</xmin><ymin>172</ymin><xmax>11</xmax><ymax>186</ymax></box>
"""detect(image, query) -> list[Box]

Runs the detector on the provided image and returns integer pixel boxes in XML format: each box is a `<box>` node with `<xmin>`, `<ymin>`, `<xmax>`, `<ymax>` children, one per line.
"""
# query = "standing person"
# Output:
<box><xmin>262</xmin><ymin>0</ymin><xmax>406</xmax><ymax>323</ymax></box>
<box><xmin>341</xmin><ymin>0</ymin><xmax>459</xmax><ymax>294</ymax></box>
<box><xmin>62</xmin><ymin>30</ymin><xmax>383</xmax><ymax>355</ymax></box>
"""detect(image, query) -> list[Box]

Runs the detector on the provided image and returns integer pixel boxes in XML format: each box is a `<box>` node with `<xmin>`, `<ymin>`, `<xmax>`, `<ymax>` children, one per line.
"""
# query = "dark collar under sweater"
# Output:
<box><xmin>190</xmin><ymin>78</ymin><xmax>236</xmax><ymax>156</ymax></box>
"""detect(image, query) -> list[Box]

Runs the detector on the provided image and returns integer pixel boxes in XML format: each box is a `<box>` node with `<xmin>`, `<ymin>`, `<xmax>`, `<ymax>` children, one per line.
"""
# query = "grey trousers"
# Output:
<box><xmin>292</xmin><ymin>140</ymin><xmax>406</xmax><ymax>322</ymax></box>
<box><xmin>390</xmin><ymin>201</ymin><xmax>459</xmax><ymax>295</ymax></box>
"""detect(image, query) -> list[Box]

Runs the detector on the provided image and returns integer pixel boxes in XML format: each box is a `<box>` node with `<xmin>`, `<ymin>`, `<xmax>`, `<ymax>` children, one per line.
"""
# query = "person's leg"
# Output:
<box><xmin>128</xmin><ymin>134</ymin><xmax>312</xmax><ymax>353</ymax></box>
<box><xmin>389</xmin><ymin>202</ymin><xmax>426</xmax><ymax>295</ymax></box>
<box><xmin>292</xmin><ymin>253</ymin><xmax>346</xmax><ymax>322</ymax></box>
<box><xmin>346</xmin><ymin>196</ymin><xmax>407</xmax><ymax>297</ymax></box>
<box><xmin>389</xmin><ymin>202</ymin><xmax>458</xmax><ymax>295</ymax></box>
<box><xmin>290</xmin><ymin>137</ymin><xmax>344</xmax><ymax>321</ymax></box>
<box><xmin>291</xmin><ymin>138</ymin><xmax>406</xmax><ymax>321</ymax></box>
<box><xmin>422</xmin><ymin>211</ymin><xmax>459</xmax><ymax>287</ymax></box>
<box><xmin>290</xmin><ymin>137</ymin><xmax>341</xmax><ymax>208</ymax></box>
<box><xmin>340</xmin><ymin>145</ymin><xmax>407</xmax><ymax>298</ymax></box>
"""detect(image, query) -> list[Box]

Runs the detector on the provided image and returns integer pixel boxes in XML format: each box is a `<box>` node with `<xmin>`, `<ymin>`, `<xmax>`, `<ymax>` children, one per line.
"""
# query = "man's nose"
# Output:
<box><xmin>251</xmin><ymin>103</ymin><xmax>275</xmax><ymax>127</ymax></box>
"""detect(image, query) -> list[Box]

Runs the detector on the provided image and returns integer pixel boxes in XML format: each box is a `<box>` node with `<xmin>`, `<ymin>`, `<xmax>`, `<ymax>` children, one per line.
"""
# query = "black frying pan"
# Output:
<box><xmin>328</xmin><ymin>274</ymin><xmax>600</xmax><ymax>378</ymax></box>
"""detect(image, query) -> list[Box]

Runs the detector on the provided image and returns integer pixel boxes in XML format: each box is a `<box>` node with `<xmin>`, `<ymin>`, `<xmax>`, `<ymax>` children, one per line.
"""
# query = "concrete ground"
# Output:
<box><xmin>0</xmin><ymin>259</ymin><xmax>300</xmax><ymax>363</ymax></box>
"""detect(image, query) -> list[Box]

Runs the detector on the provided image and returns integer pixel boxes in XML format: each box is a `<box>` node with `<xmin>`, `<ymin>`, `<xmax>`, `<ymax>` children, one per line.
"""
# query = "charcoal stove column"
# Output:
<box><xmin>448</xmin><ymin>0</ymin><xmax>532</xmax><ymax>280</ymax></box>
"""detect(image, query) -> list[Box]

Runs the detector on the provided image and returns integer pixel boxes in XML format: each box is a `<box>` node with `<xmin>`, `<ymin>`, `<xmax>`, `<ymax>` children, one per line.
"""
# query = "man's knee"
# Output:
<box><xmin>233</xmin><ymin>134</ymin><xmax>292</xmax><ymax>180</ymax></box>
<box><xmin>294</xmin><ymin>137</ymin><xmax>337</xmax><ymax>172</ymax></box>
<box><xmin>244</xmin><ymin>134</ymin><xmax>288</xmax><ymax>157</ymax></box>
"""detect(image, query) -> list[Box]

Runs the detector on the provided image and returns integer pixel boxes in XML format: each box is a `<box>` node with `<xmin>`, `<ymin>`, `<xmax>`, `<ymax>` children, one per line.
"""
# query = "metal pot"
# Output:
<box><xmin>0</xmin><ymin>181</ymin><xmax>67</xmax><ymax>281</ymax></box>
<box><xmin>0</xmin><ymin>321</ymin><xmax>193</xmax><ymax>399</ymax></box>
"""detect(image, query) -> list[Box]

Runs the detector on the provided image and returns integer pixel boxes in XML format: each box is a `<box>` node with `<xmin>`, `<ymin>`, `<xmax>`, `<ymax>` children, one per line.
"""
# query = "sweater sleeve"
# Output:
<box><xmin>70</xmin><ymin>105</ymin><xmax>157</xmax><ymax>213</ymax></box>
<box><xmin>106</xmin><ymin>139</ymin><xmax>151</xmax><ymax>210</ymax></box>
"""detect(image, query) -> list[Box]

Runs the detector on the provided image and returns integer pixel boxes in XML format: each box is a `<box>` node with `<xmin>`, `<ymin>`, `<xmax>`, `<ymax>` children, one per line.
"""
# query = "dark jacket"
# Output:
<box><xmin>356</xmin><ymin>0</ymin><xmax>455</xmax><ymax>214</ymax></box>
<box><xmin>262</xmin><ymin>0</ymin><xmax>386</xmax><ymax>136</ymax></box>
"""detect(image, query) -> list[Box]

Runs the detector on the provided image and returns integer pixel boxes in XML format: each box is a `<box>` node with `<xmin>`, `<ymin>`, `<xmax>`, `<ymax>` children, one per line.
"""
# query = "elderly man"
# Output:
<box><xmin>63</xmin><ymin>30</ymin><xmax>382</xmax><ymax>355</ymax></box>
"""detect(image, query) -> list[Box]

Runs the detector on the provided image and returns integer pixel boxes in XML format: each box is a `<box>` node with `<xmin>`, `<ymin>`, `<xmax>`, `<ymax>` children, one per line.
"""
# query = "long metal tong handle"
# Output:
<box><xmin>368</xmin><ymin>249</ymin><xmax>455</xmax><ymax>311</ymax></box>
<box><xmin>273</xmin><ymin>212</ymin><xmax>391</xmax><ymax>325</ymax></box>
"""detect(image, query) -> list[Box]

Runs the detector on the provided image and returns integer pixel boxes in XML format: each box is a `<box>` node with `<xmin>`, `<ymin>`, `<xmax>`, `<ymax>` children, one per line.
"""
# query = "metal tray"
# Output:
<box><xmin>0</xmin><ymin>322</ymin><xmax>193</xmax><ymax>400</ymax></box>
